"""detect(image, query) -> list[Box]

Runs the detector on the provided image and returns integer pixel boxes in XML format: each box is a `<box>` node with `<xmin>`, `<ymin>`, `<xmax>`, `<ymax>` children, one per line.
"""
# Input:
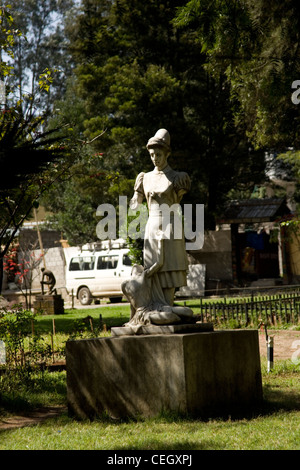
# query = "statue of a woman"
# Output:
<box><xmin>129</xmin><ymin>129</ymin><xmax>191</xmax><ymax>310</ymax></box>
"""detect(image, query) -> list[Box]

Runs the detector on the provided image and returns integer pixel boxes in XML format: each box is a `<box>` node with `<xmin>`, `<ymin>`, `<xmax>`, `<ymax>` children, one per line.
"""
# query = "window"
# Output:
<box><xmin>69</xmin><ymin>258</ymin><xmax>80</xmax><ymax>271</ymax></box>
<box><xmin>97</xmin><ymin>255</ymin><xmax>119</xmax><ymax>270</ymax></box>
<box><xmin>69</xmin><ymin>256</ymin><xmax>95</xmax><ymax>271</ymax></box>
<box><xmin>123</xmin><ymin>254</ymin><xmax>132</xmax><ymax>266</ymax></box>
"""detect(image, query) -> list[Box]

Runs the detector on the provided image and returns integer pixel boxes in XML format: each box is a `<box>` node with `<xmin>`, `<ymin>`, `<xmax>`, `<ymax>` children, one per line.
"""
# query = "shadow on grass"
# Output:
<box><xmin>261</xmin><ymin>385</ymin><xmax>300</xmax><ymax>414</ymax></box>
<box><xmin>2</xmin><ymin>380</ymin><xmax>298</xmax><ymax>425</ymax></box>
<box><xmin>0</xmin><ymin>371</ymin><xmax>67</xmax><ymax>415</ymax></box>
<box><xmin>72</xmin><ymin>383</ymin><xmax>300</xmax><ymax>429</ymax></box>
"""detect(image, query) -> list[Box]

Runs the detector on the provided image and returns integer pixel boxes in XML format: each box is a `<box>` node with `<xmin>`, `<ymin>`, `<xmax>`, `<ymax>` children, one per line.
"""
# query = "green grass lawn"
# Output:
<box><xmin>0</xmin><ymin>304</ymin><xmax>299</xmax><ymax>450</ymax></box>
<box><xmin>33</xmin><ymin>299</ymin><xmax>212</xmax><ymax>336</ymax></box>
<box><xmin>35</xmin><ymin>304</ymin><xmax>132</xmax><ymax>335</ymax></box>
<box><xmin>0</xmin><ymin>359</ymin><xmax>299</xmax><ymax>450</ymax></box>
<box><xmin>1</xmin><ymin>408</ymin><xmax>300</xmax><ymax>450</ymax></box>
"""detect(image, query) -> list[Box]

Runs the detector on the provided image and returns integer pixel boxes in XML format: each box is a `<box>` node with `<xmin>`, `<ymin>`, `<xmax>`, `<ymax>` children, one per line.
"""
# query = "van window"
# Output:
<box><xmin>97</xmin><ymin>255</ymin><xmax>119</xmax><ymax>270</ymax></box>
<box><xmin>69</xmin><ymin>256</ymin><xmax>95</xmax><ymax>271</ymax></box>
<box><xmin>123</xmin><ymin>254</ymin><xmax>132</xmax><ymax>266</ymax></box>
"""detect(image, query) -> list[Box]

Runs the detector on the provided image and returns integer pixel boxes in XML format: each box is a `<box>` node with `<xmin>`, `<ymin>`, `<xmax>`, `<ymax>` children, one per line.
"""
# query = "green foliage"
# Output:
<box><xmin>0</xmin><ymin>5</ymin><xmax>22</xmax><ymax>78</ymax></box>
<box><xmin>175</xmin><ymin>0</ymin><xmax>300</xmax><ymax>150</ymax></box>
<box><xmin>0</xmin><ymin>107</ymin><xmax>68</xmax><ymax>190</ymax></box>
<box><xmin>0</xmin><ymin>6</ymin><xmax>80</xmax><ymax>291</ymax></box>
<box><xmin>0</xmin><ymin>305</ymin><xmax>53</xmax><ymax>386</ymax></box>
<box><xmin>46</xmin><ymin>0</ymin><xmax>266</xmax><ymax>237</ymax></box>
<box><xmin>5</xmin><ymin>0</ymin><xmax>75</xmax><ymax>110</ymax></box>
<box><xmin>0</xmin><ymin>370</ymin><xmax>66</xmax><ymax>413</ymax></box>
<box><xmin>0</xmin><ymin>102</ymin><xmax>73</xmax><ymax>283</ymax></box>
<box><xmin>0</xmin><ymin>304</ymin><xmax>105</xmax><ymax>405</ymax></box>
<box><xmin>126</xmin><ymin>237</ymin><xmax>144</xmax><ymax>266</ymax></box>
<box><xmin>42</xmin><ymin>156</ymin><xmax>136</xmax><ymax>245</ymax></box>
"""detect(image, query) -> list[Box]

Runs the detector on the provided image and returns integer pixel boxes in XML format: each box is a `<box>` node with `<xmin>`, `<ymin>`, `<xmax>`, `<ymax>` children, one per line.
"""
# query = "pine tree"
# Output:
<box><xmin>45</xmin><ymin>0</ymin><xmax>266</xmax><ymax>236</ymax></box>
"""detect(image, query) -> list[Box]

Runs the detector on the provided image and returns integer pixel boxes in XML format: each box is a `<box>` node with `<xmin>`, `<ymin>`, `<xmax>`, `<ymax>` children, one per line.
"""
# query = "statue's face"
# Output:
<box><xmin>149</xmin><ymin>147</ymin><xmax>168</xmax><ymax>171</ymax></box>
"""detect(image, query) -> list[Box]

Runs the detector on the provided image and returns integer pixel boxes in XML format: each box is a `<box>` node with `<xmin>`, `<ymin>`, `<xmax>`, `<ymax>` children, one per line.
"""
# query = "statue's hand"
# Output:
<box><xmin>144</xmin><ymin>268</ymin><xmax>152</xmax><ymax>278</ymax></box>
<box><xmin>144</xmin><ymin>261</ymin><xmax>162</xmax><ymax>277</ymax></box>
<box><xmin>129</xmin><ymin>191</ymin><xmax>143</xmax><ymax>210</ymax></box>
<box><xmin>129</xmin><ymin>196</ymin><xmax>139</xmax><ymax>210</ymax></box>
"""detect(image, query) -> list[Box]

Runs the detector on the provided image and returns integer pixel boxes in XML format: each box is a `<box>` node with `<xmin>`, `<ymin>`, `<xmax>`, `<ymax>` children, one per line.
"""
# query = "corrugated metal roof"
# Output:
<box><xmin>220</xmin><ymin>198</ymin><xmax>290</xmax><ymax>223</ymax></box>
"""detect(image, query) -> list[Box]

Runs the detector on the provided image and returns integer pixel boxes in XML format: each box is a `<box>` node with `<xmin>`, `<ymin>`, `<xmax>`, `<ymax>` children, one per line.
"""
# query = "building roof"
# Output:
<box><xmin>219</xmin><ymin>198</ymin><xmax>291</xmax><ymax>224</ymax></box>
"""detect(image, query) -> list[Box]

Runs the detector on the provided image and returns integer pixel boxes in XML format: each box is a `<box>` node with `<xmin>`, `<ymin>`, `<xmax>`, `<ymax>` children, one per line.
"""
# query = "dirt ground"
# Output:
<box><xmin>0</xmin><ymin>405</ymin><xmax>67</xmax><ymax>431</ymax></box>
<box><xmin>258</xmin><ymin>328</ymin><xmax>300</xmax><ymax>361</ymax></box>
<box><xmin>0</xmin><ymin>329</ymin><xmax>299</xmax><ymax>431</ymax></box>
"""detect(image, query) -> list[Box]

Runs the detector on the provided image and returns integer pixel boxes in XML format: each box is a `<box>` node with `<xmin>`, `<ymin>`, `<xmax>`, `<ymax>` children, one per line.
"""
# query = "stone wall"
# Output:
<box><xmin>287</xmin><ymin>231</ymin><xmax>300</xmax><ymax>282</ymax></box>
<box><xmin>29</xmin><ymin>247</ymin><xmax>67</xmax><ymax>297</ymax></box>
<box><xmin>1</xmin><ymin>228</ymin><xmax>64</xmax><ymax>294</ymax></box>
<box><xmin>188</xmin><ymin>230</ymin><xmax>233</xmax><ymax>285</ymax></box>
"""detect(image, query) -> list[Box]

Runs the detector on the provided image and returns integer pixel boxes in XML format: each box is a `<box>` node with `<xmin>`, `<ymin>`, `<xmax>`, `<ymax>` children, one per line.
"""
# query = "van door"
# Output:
<box><xmin>116</xmin><ymin>253</ymin><xmax>132</xmax><ymax>280</ymax></box>
<box><xmin>94</xmin><ymin>254</ymin><xmax>120</xmax><ymax>294</ymax></box>
<box><xmin>67</xmin><ymin>255</ymin><xmax>96</xmax><ymax>292</ymax></box>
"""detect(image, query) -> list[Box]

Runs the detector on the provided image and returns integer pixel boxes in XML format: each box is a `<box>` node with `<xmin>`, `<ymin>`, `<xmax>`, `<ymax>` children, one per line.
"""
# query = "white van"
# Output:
<box><xmin>65</xmin><ymin>248</ymin><xmax>132</xmax><ymax>305</ymax></box>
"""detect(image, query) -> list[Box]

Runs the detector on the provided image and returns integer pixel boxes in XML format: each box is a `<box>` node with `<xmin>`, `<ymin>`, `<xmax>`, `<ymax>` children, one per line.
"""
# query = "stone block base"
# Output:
<box><xmin>66</xmin><ymin>329</ymin><xmax>262</xmax><ymax>420</ymax></box>
<box><xmin>111</xmin><ymin>322</ymin><xmax>214</xmax><ymax>336</ymax></box>
<box><xmin>33</xmin><ymin>294</ymin><xmax>64</xmax><ymax>315</ymax></box>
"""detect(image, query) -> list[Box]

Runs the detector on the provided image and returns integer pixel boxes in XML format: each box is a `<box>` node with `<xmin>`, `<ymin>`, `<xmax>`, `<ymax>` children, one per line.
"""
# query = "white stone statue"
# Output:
<box><xmin>122</xmin><ymin>129</ymin><xmax>194</xmax><ymax>326</ymax></box>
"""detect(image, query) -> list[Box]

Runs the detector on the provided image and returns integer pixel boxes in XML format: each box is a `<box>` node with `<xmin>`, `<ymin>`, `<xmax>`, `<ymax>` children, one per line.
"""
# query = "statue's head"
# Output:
<box><xmin>146</xmin><ymin>129</ymin><xmax>171</xmax><ymax>153</ymax></box>
<box><xmin>147</xmin><ymin>129</ymin><xmax>171</xmax><ymax>170</ymax></box>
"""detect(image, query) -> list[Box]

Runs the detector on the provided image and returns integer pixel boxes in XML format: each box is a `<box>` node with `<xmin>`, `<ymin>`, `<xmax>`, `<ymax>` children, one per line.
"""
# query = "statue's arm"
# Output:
<box><xmin>129</xmin><ymin>191</ymin><xmax>144</xmax><ymax>210</ymax></box>
<box><xmin>174</xmin><ymin>172</ymin><xmax>191</xmax><ymax>202</ymax></box>
<box><xmin>130</xmin><ymin>172</ymin><xmax>145</xmax><ymax>209</ymax></box>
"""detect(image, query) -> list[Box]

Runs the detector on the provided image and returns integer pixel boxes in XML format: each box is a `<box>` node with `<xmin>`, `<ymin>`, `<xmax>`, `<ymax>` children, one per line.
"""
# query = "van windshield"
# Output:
<box><xmin>69</xmin><ymin>256</ymin><xmax>95</xmax><ymax>271</ymax></box>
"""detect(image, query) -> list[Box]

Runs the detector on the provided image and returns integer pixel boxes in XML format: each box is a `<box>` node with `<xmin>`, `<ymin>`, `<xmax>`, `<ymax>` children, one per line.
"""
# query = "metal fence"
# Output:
<box><xmin>197</xmin><ymin>286</ymin><xmax>300</xmax><ymax>326</ymax></box>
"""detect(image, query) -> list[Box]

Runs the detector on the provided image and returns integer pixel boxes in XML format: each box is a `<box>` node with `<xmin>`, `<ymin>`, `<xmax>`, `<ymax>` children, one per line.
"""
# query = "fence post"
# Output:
<box><xmin>267</xmin><ymin>335</ymin><xmax>274</xmax><ymax>372</ymax></box>
<box><xmin>212</xmin><ymin>303</ymin><xmax>216</xmax><ymax>322</ymax></box>
<box><xmin>245</xmin><ymin>295</ymin><xmax>250</xmax><ymax>326</ymax></box>
<box><xmin>199</xmin><ymin>298</ymin><xmax>203</xmax><ymax>322</ymax></box>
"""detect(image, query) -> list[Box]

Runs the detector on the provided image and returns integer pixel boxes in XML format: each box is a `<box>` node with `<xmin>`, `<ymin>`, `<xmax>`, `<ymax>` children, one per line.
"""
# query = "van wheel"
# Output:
<box><xmin>109</xmin><ymin>296</ymin><xmax>122</xmax><ymax>303</ymax></box>
<box><xmin>78</xmin><ymin>287</ymin><xmax>92</xmax><ymax>305</ymax></box>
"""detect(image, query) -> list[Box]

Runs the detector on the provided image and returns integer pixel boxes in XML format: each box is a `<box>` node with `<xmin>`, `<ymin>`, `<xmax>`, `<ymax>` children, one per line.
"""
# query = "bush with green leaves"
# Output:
<box><xmin>0</xmin><ymin>304</ymin><xmax>52</xmax><ymax>376</ymax></box>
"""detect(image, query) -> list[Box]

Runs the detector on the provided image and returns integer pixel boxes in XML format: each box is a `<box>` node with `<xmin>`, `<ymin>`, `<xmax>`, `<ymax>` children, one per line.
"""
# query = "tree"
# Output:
<box><xmin>6</xmin><ymin>0</ymin><xmax>75</xmax><ymax>113</ymax></box>
<box><xmin>0</xmin><ymin>6</ymin><xmax>76</xmax><ymax>294</ymax></box>
<box><xmin>42</xmin><ymin>158</ymin><xmax>135</xmax><ymax>245</ymax></box>
<box><xmin>46</xmin><ymin>0</ymin><xmax>266</xmax><ymax>236</ymax></box>
<box><xmin>3</xmin><ymin>239</ymin><xmax>44</xmax><ymax>309</ymax></box>
<box><xmin>0</xmin><ymin>106</ymin><xmax>74</xmax><ymax>293</ymax></box>
<box><xmin>175</xmin><ymin>0</ymin><xmax>300</xmax><ymax>151</ymax></box>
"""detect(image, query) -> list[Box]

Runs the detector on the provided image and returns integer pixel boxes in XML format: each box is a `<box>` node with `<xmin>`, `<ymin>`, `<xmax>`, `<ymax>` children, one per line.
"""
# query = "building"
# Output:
<box><xmin>217</xmin><ymin>197</ymin><xmax>291</xmax><ymax>286</ymax></box>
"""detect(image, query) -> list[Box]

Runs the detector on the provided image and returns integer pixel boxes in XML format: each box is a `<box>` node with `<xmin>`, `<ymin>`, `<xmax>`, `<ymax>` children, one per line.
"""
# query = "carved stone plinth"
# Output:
<box><xmin>33</xmin><ymin>294</ymin><xmax>64</xmax><ymax>315</ymax></box>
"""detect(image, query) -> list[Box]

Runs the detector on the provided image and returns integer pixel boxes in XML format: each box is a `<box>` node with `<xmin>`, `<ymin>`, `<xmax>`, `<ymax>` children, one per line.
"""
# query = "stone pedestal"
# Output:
<box><xmin>66</xmin><ymin>329</ymin><xmax>263</xmax><ymax>420</ymax></box>
<box><xmin>111</xmin><ymin>322</ymin><xmax>214</xmax><ymax>336</ymax></box>
<box><xmin>33</xmin><ymin>294</ymin><xmax>64</xmax><ymax>315</ymax></box>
